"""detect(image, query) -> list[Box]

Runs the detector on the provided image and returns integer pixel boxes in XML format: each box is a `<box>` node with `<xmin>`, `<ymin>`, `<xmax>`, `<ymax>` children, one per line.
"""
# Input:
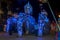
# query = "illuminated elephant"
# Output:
<box><xmin>38</xmin><ymin>10</ymin><xmax>49</xmax><ymax>36</ymax></box>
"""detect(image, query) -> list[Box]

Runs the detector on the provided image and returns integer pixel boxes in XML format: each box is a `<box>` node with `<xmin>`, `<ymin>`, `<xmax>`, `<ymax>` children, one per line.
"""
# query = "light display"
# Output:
<box><xmin>6</xmin><ymin>1</ymin><xmax>35</xmax><ymax>36</ymax></box>
<box><xmin>17</xmin><ymin>2</ymin><xmax>35</xmax><ymax>35</ymax></box>
<box><xmin>6</xmin><ymin>16</ymin><xmax>17</xmax><ymax>33</ymax></box>
<box><xmin>6</xmin><ymin>1</ymin><xmax>50</xmax><ymax>36</ymax></box>
<box><xmin>24</xmin><ymin>2</ymin><xmax>35</xmax><ymax>34</ymax></box>
<box><xmin>17</xmin><ymin>13</ymin><xmax>35</xmax><ymax>35</ymax></box>
<box><xmin>38</xmin><ymin>10</ymin><xmax>49</xmax><ymax>36</ymax></box>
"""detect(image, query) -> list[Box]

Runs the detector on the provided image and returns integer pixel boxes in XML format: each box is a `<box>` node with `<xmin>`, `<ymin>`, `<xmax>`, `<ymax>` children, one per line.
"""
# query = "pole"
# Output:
<box><xmin>47</xmin><ymin>1</ymin><xmax>60</xmax><ymax>31</ymax></box>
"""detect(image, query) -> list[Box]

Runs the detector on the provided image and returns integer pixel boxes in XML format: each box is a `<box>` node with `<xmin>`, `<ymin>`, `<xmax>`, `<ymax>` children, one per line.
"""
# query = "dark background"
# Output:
<box><xmin>0</xmin><ymin>0</ymin><xmax>60</xmax><ymax>21</ymax></box>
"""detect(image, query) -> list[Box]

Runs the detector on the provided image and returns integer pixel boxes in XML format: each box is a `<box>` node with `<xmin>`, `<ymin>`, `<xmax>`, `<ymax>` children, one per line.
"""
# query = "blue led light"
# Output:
<box><xmin>38</xmin><ymin>11</ymin><xmax>49</xmax><ymax>36</ymax></box>
<box><xmin>6</xmin><ymin>17</ymin><xmax>17</xmax><ymax>32</ymax></box>
<box><xmin>24</xmin><ymin>2</ymin><xmax>33</xmax><ymax>14</ymax></box>
<box><xmin>17</xmin><ymin>12</ymin><xmax>25</xmax><ymax>36</ymax></box>
<box><xmin>6</xmin><ymin>2</ymin><xmax>35</xmax><ymax>36</ymax></box>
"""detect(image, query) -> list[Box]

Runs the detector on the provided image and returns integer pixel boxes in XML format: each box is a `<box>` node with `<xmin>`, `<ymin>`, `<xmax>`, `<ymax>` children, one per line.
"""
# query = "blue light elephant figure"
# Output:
<box><xmin>38</xmin><ymin>11</ymin><xmax>49</xmax><ymax>36</ymax></box>
<box><xmin>17</xmin><ymin>1</ymin><xmax>36</xmax><ymax>35</ymax></box>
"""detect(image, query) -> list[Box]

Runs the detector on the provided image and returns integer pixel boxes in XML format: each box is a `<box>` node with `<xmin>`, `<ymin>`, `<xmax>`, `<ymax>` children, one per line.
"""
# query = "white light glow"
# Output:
<box><xmin>58</xmin><ymin>15</ymin><xmax>60</xmax><ymax>17</ymax></box>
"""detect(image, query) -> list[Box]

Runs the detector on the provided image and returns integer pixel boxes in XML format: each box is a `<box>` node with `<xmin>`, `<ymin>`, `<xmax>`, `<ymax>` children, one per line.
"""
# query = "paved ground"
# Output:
<box><xmin>0</xmin><ymin>32</ymin><xmax>56</xmax><ymax>40</ymax></box>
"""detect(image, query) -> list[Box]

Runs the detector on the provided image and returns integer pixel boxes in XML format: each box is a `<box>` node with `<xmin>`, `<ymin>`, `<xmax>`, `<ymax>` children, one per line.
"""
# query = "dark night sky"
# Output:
<box><xmin>1</xmin><ymin>0</ymin><xmax>60</xmax><ymax>12</ymax></box>
<box><xmin>48</xmin><ymin>0</ymin><xmax>60</xmax><ymax>13</ymax></box>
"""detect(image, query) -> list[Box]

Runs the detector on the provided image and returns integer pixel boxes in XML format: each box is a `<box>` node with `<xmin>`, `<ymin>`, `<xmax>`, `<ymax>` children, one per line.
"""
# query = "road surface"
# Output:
<box><xmin>0</xmin><ymin>32</ymin><xmax>56</xmax><ymax>40</ymax></box>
